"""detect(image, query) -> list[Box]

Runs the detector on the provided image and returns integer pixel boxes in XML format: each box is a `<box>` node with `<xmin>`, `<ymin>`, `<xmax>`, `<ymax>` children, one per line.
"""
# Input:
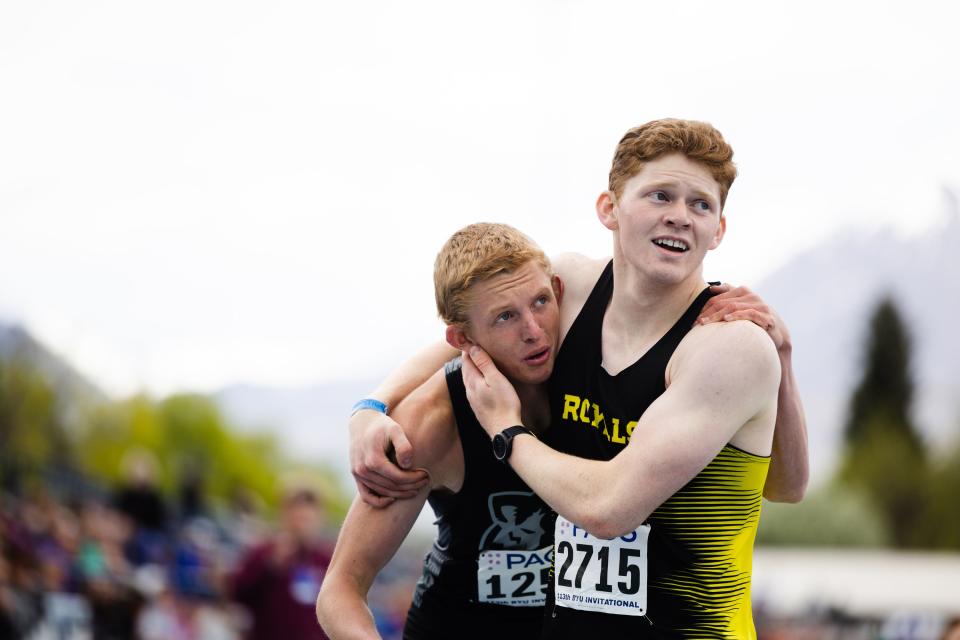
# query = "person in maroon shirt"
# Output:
<box><xmin>232</xmin><ymin>487</ymin><xmax>333</xmax><ymax>640</ymax></box>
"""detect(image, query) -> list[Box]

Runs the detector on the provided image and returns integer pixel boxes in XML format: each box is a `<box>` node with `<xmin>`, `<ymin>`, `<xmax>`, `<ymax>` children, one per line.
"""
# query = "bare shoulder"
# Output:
<box><xmin>390</xmin><ymin>368</ymin><xmax>458</xmax><ymax>472</ymax></box>
<box><xmin>553</xmin><ymin>252</ymin><xmax>608</xmax><ymax>296</ymax></box>
<box><xmin>671</xmin><ymin>320</ymin><xmax>780</xmax><ymax>388</ymax></box>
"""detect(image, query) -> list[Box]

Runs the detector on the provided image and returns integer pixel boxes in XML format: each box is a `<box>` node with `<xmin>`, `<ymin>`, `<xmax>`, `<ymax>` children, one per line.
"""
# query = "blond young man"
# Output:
<box><xmin>463</xmin><ymin>119</ymin><xmax>786</xmax><ymax>637</ymax></box>
<box><xmin>317</xmin><ymin>224</ymin><xmax>564</xmax><ymax>639</ymax></box>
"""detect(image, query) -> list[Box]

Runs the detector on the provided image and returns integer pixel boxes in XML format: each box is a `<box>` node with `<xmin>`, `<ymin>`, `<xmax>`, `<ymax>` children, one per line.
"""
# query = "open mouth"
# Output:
<box><xmin>524</xmin><ymin>348</ymin><xmax>550</xmax><ymax>366</ymax></box>
<box><xmin>653</xmin><ymin>238</ymin><xmax>689</xmax><ymax>253</ymax></box>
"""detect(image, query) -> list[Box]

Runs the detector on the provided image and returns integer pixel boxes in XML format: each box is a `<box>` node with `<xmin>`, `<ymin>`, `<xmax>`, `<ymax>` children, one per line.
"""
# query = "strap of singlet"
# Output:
<box><xmin>443</xmin><ymin>357</ymin><xmax>479</xmax><ymax>497</ymax></box>
<box><xmin>559</xmin><ymin>260</ymin><xmax>614</xmax><ymax>370</ymax></box>
<box><xmin>643</xmin><ymin>283</ymin><xmax>718</xmax><ymax>365</ymax></box>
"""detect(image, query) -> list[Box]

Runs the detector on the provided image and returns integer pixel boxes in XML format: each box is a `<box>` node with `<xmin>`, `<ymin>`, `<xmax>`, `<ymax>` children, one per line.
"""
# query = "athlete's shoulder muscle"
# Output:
<box><xmin>665</xmin><ymin>320</ymin><xmax>780</xmax><ymax>452</ymax></box>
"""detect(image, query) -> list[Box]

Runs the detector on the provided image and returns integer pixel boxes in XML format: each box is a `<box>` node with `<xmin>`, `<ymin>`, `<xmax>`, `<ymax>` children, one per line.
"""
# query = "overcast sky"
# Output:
<box><xmin>2</xmin><ymin>0</ymin><xmax>958</xmax><ymax>397</ymax></box>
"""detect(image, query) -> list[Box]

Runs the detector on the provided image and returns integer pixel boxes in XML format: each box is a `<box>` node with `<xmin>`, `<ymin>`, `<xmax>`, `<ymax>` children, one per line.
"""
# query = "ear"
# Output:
<box><xmin>552</xmin><ymin>274</ymin><xmax>564</xmax><ymax>306</ymax></box>
<box><xmin>596</xmin><ymin>191</ymin><xmax>619</xmax><ymax>231</ymax></box>
<box><xmin>445</xmin><ymin>324</ymin><xmax>473</xmax><ymax>350</ymax></box>
<box><xmin>708</xmin><ymin>213</ymin><xmax>727</xmax><ymax>250</ymax></box>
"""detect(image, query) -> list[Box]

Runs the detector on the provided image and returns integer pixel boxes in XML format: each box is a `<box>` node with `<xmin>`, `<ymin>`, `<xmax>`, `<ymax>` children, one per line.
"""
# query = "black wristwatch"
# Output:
<box><xmin>492</xmin><ymin>425</ymin><xmax>535</xmax><ymax>464</ymax></box>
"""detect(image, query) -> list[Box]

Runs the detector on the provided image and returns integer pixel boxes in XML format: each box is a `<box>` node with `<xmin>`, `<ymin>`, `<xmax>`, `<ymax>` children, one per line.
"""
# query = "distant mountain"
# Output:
<box><xmin>0</xmin><ymin>322</ymin><xmax>105</xmax><ymax>408</ymax></box>
<box><xmin>756</xmin><ymin>188</ymin><xmax>960</xmax><ymax>480</ymax></box>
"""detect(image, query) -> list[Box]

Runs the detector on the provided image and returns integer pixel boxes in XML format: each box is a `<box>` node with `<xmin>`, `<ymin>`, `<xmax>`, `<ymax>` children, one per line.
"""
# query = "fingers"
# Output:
<box><xmin>467</xmin><ymin>345</ymin><xmax>495</xmax><ymax>371</ymax></box>
<box><xmin>699</xmin><ymin>298</ymin><xmax>771</xmax><ymax>325</ymax></box>
<box><xmin>356</xmin><ymin>482</ymin><xmax>396</xmax><ymax>508</ymax></box>
<box><xmin>353</xmin><ymin>468</ymin><xmax>427</xmax><ymax>498</ymax></box>
<box><xmin>460</xmin><ymin>348</ymin><xmax>486</xmax><ymax>387</ymax></box>
<box><xmin>388</xmin><ymin>423</ymin><xmax>415</xmax><ymax>469</ymax></box>
<box><xmin>708</xmin><ymin>283</ymin><xmax>732</xmax><ymax>294</ymax></box>
<box><xmin>357</xmin><ymin>454</ymin><xmax>429</xmax><ymax>488</ymax></box>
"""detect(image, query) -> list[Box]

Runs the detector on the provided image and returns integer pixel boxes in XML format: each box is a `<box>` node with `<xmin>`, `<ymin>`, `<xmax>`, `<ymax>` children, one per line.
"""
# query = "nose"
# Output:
<box><xmin>520</xmin><ymin>310</ymin><xmax>545</xmax><ymax>343</ymax></box>
<box><xmin>663</xmin><ymin>201</ymin><xmax>691</xmax><ymax>228</ymax></box>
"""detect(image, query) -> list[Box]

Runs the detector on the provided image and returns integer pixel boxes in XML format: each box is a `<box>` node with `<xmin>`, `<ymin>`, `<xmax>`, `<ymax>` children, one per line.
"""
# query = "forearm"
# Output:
<box><xmin>367</xmin><ymin>341</ymin><xmax>457</xmax><ymax>407</ymax></box>
<box><xmin>508</xmin><ymin>436</ymin><xmax>639</xmax><ymax>539</ymax></box>
<box><xmin>316</xmin><ymin>493</ymin><xmax>427</xmax><ymax>638</ymax></box>
<box><xmin>763</xmin><ymin>346</ymin><xmax>809</xmax><ymax>502</ymax></box>
<box><xmin>316</xmin><ymin>575</ymin><xmax>381</xmax><ymax>640</ymax></box>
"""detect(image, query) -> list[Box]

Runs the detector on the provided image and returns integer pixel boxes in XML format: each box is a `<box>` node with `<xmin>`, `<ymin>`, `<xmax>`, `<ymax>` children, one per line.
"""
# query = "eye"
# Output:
<box><xmin>693</xmin><ymin>200</ymin><xmax>713</xmax><ymax>212</ymax></box>
<box><xmin>495</xmin><ymin>311</ymin><xmax>513</xmax><ymax>324</ymax></box>
<box><xmin>649</xmin><ymin>191</ymin><xmax>669</xmax><ymax>202</ymax></box>
<box><xmin>534</xmin><ymin>295</ymin><xmax>549</xmax><ymax>307</ymax></box>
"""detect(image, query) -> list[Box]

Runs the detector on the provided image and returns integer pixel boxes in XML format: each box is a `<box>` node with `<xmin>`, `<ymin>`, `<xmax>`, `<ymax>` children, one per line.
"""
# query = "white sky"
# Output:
<box><xmin>2</xmin><ymin>0</ymin><xmax>958</xmax><ymax>397</ymax></box>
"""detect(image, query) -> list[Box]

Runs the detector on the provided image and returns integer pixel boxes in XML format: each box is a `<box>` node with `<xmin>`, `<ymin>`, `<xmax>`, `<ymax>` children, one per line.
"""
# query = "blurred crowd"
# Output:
<box><xmin>10</xmin><ymin>452</ymin><xmax>955</xmax><ymax>640</ymax></box>
<box><xmin>0</xmin><ymin>451</ymin><xmax>369</xmax><ymax>640</ymax></box>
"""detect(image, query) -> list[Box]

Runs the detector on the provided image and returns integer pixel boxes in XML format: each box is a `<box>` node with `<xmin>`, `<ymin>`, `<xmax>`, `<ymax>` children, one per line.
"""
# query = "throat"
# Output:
<box><xmin>600</xmin><ymin>280</ymin><xmax>705</xmax><ymax>376</ymax></box>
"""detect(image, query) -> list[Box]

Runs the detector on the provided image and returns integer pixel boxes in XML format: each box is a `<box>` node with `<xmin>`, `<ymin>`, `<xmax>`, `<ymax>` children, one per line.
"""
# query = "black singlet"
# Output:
<box><xmin>404</xmin><ymin>359</ymin><xmax>553</xmax><ymax>640</ymax></box>
<box><xmin>541</xmin><ymin>262</ymin><xmax>769</xmax><ymax>639</ymax></box>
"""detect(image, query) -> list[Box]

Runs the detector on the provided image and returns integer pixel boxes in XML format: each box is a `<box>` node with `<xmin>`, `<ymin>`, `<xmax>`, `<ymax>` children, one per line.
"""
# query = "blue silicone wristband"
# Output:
<box><xmin>351</xmin><ymin>398</ymin><xmax>388</xmax><ymax>416</ymax></box>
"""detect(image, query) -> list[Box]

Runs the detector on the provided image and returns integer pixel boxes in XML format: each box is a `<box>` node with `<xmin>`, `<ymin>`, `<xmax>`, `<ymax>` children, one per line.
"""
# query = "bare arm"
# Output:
<box><xmin>319</xmin><ymin>371</ymin><xmax>458</xmax><ymax>638</ymax></box>
<box><xmin>462</xmin><ymin>321</ymin><xmax>781</xmax><ymax>539</ymax></box>
<box><xmin>764</xmin><ymin>345</ymin><xmax>808</xmax><ymax>501</ymax></box>
<box><xmin>697</xmin><ymin>285</ymin><xmax>809</xmax><ymax>501</ymax></box>
<box><xmin>317</xmin><ymin>491</ymin><xmax>429</xmax><ymax>639</ymax></box>
<box><xmin>349</xmin><ymin>341</ymin><xmax>458</xmax><ymax>506</ymax></box>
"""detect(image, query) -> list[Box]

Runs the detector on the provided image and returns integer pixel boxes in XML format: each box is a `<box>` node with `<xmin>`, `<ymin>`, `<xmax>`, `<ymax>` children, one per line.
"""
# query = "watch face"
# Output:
<box><xmin>492</xmin><ymin>433</ymin><xmax>508</xmax><ymax>460</ymax></box>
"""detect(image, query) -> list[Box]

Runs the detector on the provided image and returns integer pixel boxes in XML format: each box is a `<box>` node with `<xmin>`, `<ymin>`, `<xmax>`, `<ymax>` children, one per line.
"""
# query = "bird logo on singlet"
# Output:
<box><xmin>478</xmin><ymin>491</ymin><xmax>549</xmax><ymax>550</ymax></box>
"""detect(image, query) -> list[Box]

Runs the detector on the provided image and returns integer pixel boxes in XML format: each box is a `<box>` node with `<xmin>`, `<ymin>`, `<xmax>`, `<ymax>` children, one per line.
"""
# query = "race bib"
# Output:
<box><xmin>477</xmin><ymin>546</ymin><xmax>553</xmax><ymax>607</ymax></box>
<box><xmin>553</xmin><ymin>515</ymin><xmax>650</xmax><ymax>616</ymax></box>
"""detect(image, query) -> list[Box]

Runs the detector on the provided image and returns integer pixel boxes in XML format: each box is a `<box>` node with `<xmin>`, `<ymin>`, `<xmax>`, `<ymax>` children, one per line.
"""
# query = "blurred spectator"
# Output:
<box><xmin>113</xmin><ymin>449</ymin><xmax>169</xmax><ymax>571</ymax></box>
<box><xmin>176</xmin><ymin>459</ymin><xmax>209</xmax><ymax>525</ymax></box>
<box><xmin>113</xmin><ymin>449</ymin><xmax>168</xmax><ymax>534</ymax></box>
<box><xmin>231</xmin><ymin>486</ymin><xmax>333</xmax><ymax>640</ymax></box>
<box><xmin>77</xmin><ymin>500</ymin><xmax>142</xmax><ymax>640</ymax></box>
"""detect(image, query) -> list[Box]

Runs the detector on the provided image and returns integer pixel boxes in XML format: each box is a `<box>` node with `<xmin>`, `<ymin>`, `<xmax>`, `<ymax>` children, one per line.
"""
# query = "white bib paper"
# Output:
<box><xmin>553</xmin><ymin>515</ymin><xmax>650</xmax><ymax>616</ymax></box>
<box><xmin>477</xmin><ymin>546</ymin><xmax>553</xmax><ymax>607</ymax></box>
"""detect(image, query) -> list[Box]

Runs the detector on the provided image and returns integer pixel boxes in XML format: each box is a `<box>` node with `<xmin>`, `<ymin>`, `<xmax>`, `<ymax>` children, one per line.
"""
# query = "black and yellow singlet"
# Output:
<box><xmin>541</xmin><ymin>261</ymin><xmax>770</xmax><ymax>639</ymax></box>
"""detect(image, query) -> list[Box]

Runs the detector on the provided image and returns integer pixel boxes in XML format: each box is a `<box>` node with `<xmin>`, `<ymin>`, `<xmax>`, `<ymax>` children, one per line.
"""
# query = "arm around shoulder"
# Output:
<box><xmin>763</xmin><ymin>344</ymin><xmax>809</xmax><ymax>502</ymax></box>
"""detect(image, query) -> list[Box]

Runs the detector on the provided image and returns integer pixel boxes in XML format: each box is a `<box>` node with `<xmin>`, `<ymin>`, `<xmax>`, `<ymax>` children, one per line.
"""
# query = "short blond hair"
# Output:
<box><xmin>434</xmin><ymin>223</ymin><xmax>552</xmax><ymax>325</ymax></box>
<box><xmin>609</xmin><ymin>119</ymin><xmax>737</xmax><ymax>208</ymax></box>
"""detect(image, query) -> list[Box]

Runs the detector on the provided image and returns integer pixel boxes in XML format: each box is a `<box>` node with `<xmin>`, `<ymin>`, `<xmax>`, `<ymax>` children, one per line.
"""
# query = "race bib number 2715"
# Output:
<box><xmin>553</xmin><ymin>515</ymin><xmax>650</xmax><ymax>616</ymax></box>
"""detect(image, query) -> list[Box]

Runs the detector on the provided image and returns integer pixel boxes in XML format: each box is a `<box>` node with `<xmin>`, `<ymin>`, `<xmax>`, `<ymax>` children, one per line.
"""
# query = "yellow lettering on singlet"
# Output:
<box><xmin>591</xmin><ymin>404</ymin><xmax>604</xmax><ymax>429</ymax></box>
<box><xmin>610</xmin><ymin>417</ymin><xmax>626</xmax><ymax>444</ymax></box>
<box><xmin>625</xmin><ymin>420</ymin><xmax>638</xmax><ymax>441</ymax></box>
<box><xmin>562</xmin><ymin>394</ymin><xmax>581</xmax><ymax>421</ymax></box>
<box><xmin>579</xmin><ymin>398</ymin><xmax>591</xmax><ymax>424</ymax></box>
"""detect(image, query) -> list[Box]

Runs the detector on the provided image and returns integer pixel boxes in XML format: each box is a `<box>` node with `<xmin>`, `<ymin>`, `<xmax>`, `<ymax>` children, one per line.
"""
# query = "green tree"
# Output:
<box><xmin>844</xmin><ymin>297</ymin><xmax>923</xmax><ymax>454</ymax></box>
<box><xmin>915</xmin><ymin>439</ymin><xmax>960</xmax><ymax>549</ymax></box>
<box><xmin>0</xmin><ymin>356</ymin><xmax>73</xmax><ymax>491</ymax></box>
<box><xmin>840</xmin><ymin>296</ymin><xmax>928</xmax><ymax>547</ymax></box>
<box><xmin>76</xmin><ymin>393</ymin><xmax>286</xmax><ymax>508</ymax></box>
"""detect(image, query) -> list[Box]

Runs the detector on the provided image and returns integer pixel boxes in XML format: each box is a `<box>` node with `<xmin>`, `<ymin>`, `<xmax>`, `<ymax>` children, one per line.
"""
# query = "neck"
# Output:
<box><xmin>607</xmin><ymin>256</ymin><xmax>706</xmax><ymax>337</ymax></box>
<box><xmin>515</xmin><ymin>382</ymin><xmax>549</xmax><ymax>435</ymax></box>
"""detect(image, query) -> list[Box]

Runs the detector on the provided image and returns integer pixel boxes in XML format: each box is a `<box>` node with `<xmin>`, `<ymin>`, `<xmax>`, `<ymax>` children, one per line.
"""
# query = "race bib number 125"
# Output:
<box><xmin>477</xmin><ymin>546</ymin><xmax>552</xmax><ymax>607</ymax></box>
<box><xmin>553</xmin><ymin>515</ymin><xmax>650</xmax><ymax>616</ymax></box>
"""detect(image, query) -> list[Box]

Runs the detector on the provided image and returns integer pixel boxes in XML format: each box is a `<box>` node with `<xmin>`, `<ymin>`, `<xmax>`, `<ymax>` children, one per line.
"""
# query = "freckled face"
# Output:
<box><xmin>462</xmin><ymin>261</ymin><xmax>561</xmax><ymax>385</ymax></box>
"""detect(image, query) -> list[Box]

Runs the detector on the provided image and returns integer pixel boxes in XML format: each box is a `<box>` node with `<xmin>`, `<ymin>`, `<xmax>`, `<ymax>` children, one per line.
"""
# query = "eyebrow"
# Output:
<box><xmin>644</xmin><ymin>180</ymin><xmax>718</xmax><ymax>203</ymax></box>
<box><xmin>484</xmin><ymin>287</ymin><xmax>552</xmax><ymax>317</ymax></box>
